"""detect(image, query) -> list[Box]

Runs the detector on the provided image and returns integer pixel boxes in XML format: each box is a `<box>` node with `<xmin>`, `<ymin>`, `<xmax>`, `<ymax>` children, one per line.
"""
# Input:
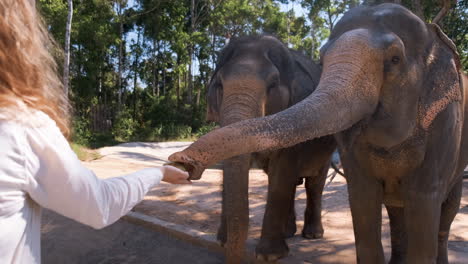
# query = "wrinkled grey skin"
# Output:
<box><xmin>207</xmin><ymin>35</ymin><xmax>336</xmax><ymax>262</ymax></box>
<box><xmin>170</xmin><ymin>4</ymin><xmax>468</xmax><ymax>264</ymax></box>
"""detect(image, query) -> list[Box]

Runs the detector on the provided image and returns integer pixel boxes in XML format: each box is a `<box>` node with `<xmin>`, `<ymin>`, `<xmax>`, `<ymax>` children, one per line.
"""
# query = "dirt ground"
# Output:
<box><xmin>85</xmin><ymin>142</ymin><xmax>468</xmax><ymax>263</ymax></box>
<box><xmin>41</xmin><ymin>209</ymin><xmax>224</xmax><ymax>264</ymax></box>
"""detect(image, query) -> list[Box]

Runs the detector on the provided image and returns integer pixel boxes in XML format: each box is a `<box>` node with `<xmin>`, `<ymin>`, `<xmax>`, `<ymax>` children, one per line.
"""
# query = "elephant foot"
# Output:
<box><xmin>388</xmin><ymin>255</ymin><xmax>406</xmax><ymax>264</ymax></box>
<box><xmin>285</xmin><ymin>226</ymin><xmax>296</xmax><ymax>239</ymax></box>
<box><xmin>255</xmin><ymin>238</ymin><xmax>289</xmax><ymax>262</ymax></box>
<box><xmin>302</xmin><ymin>223</ymin><xmax>324</xmax><ymax>239</ymax></box>
<box><xmin>217</xmin><ymin>227</ymin><xmax>227</xmax><ymax>247</ymax></box>
<box><xmin>285</xmin><ymin>218</ymin><xmax>297</xmax><ymax>238</ymax></box>
<box><xmin>436</xmin><ymin>255</ymin><xmax>448</xmax><ymax>264</ymax></box>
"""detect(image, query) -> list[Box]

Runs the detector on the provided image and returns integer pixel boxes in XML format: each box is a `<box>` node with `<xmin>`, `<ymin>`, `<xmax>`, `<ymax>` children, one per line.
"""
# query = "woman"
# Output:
<box><xmin>0</xmin><ymin>1</ymin><xmax>190</xmax><ymax>263</ymax></box>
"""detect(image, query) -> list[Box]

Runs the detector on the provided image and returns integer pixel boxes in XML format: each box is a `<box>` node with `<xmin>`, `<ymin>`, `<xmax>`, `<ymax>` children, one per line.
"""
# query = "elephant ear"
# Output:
<box><xmin>419</xmin><ymin>23</ymin><xmax>462</xmax><ymax>130</ymax></box>
<box><xmin>288</xmin><ymin>50</ymin><xmax>321</xmax><ymax>105</ymax></box>
<box><xmin>206</xmin><ymin>75</ymin><xmax>222</xmax><ymax>123</ymax></box>
<box><xmin>206</xmin><ymin>43</ymin><xmax>236</xmax><ymax>123</ymax></box>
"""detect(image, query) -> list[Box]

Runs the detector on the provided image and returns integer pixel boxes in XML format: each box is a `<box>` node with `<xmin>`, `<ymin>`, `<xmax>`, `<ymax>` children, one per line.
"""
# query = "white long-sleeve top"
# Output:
<box><xmin>0</xmin><ymin>107</ymin><xmax>163</xmax><ymax>264</ymax></box>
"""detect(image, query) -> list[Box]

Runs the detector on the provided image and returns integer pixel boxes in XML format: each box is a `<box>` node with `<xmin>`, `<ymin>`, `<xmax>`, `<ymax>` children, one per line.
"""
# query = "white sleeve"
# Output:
<box><xmin>23</xmin><ymin>115</ymin><xmax>163</xmax><ymax>229</ymax></box>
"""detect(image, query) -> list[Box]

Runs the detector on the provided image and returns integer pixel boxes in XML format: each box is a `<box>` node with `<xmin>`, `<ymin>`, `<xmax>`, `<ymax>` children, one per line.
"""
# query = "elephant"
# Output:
<box><xmin>206</xmin><ymin>35</ymin><xmax>336</xmax><ymax>262</ymax></box>
<box><xmin>169</xmin><ymin>3</ymin><xmax>468</xmax><ymax>264</ymax></box>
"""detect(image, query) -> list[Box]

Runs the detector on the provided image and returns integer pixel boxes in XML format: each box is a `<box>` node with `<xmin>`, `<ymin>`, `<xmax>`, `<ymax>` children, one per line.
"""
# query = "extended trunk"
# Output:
<box><xmin>170</xmin><ymin>29</ymin><xmax>383</xmax><ymax>179</ymax></box>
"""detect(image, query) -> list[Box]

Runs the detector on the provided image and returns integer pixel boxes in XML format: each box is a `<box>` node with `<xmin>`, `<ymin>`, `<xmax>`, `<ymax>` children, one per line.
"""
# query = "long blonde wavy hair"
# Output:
<box><xmin>0</xmin><ymin>0</ymin><xmax>70</xmax><ymax>137</ymax></box>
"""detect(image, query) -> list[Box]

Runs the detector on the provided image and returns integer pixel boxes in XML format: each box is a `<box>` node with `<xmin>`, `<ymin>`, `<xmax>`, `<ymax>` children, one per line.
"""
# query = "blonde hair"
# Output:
<box><xmin>0</xmin><ymin>0</ymin><xmax>70</xmax><ymax>137</ymax></box>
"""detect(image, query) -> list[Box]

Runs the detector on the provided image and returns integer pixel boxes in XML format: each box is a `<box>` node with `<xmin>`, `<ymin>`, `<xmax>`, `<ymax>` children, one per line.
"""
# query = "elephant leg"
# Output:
<box><xmin>256</xmin><ymin>155</ymin><xmax>297</xmax><ymax>261</ymax></box>
<box><xmin>217</xmin><ymin>173</ymin><xmax>227</xmax><ymax>246</ymax></box>
<box><xmin>386</xmin><ymin>205</ymin><xmax>407</xmax><ymax>264</ymax></box>
<box><xmin>285</xmin><ymin>185</ymin><xmax>297</xmax><ymax>238</ymax></box>
<box><xmin>347</xmin><ymin>173</ymin><xmax>385</xmax><ymax>264</ymax></box>
<box><xmin>437</xmin><ymin>179</ymin><xmax>462</xmax><ymax>264</ymax></box>
<box><xmin>302</xmin><ymin>165</ymin><xmax>327</xmax><ymax>239</ymax></box>
<box><xmin>404</xmin><ymin>191</ymin><xmax>442</xmax><ymax>263</ymax></box>
<box><xmin>285</xmin><ymin>177</ymin><xmax>307</xmax><ymax>237</ymax></box>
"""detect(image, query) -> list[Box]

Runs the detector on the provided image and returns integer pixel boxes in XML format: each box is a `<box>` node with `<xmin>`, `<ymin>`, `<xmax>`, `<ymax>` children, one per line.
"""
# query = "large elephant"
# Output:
<box><xmin>170</xmin><ymin>4</ymin><xmax>468</xmax><ymax>264</ymax></box>
<box><xmin>206</xmin><ymin>35</ymin><xmax>336</xmax><ymax>262</ymax></box>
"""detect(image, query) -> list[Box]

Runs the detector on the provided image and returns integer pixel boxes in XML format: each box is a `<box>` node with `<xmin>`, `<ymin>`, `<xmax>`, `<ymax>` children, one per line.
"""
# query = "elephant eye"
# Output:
<box><xmin>391</xmin><ymin>56</ymin><xmax>400</xmax><ymax>64</ymax></box>
<box><xmin>267</xmin><ymin>81</ymin><xmax>278</xmax><ymax>92</ymax></box>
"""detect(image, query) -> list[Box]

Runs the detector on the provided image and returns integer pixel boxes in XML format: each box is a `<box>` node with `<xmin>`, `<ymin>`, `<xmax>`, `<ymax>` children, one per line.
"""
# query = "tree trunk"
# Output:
<box><xmin>185</xmin><ymin>68</ymin><xmax>188</xmax><ymax>99</ymax></box>
<box><xmin>154</xmin><ymin>69</ymin><xmax>159</xmax><ymax>97</ymax></box>
<box><xmin>63</xmin><ymin>0</ymin><xmax>73</xmax><ymax>97</ymax></box>
<box><xmin>152</xmin><ymin>39</ymin><xmax>158</xmax><ymax>97</ymax></box>
<box><xmin>310</xmin><ymin>20</ymin><xmax>316</xmax><ymax>60</ymax></box>
<box><xmin>327</xmin><ymin>6</ymin><xmax>334</xmax><ymax>31</ymax></box>
<box><xmin>177</xmin><ymin>72</ymin><xmax>181</xmax><ymax>105</ymax></box>
<box><xmin>162</xmin><ymin>69</ymin><xmax>166</xmax><ymax>96</ymax></box>
<box><xmin>101</xmin><ymin>64</ymin><xmax>107</xmax><ymax>109</ymax></box>
<box><xmin>187</xmin><ymin>49</ymin><xmax>193</xmax><ymax>104</ymax></box>
<box><xmin>133</xmin><ymin>29</ymin><xmax>141</xmax><ymax>119</ymax></box>
<box><xmin>432</xmin><ymin>0</ymin><xmax>455</xmax><ymax>25</ymax></box>
<box><xmin>117</xmin><ymin>4</ymin><xmax>124</xmax><ymax>111</ymax></box>
<box><xmin>211</xmin><ymin>32</ymin><xmax>216</xmax><ymax>69</ymax></box>
<box><xmin>187</xmin><ymin>0</ymin><xmax>195</xmax><ymax>105</ymax></box>
<box><xmin>176</xmin><ymin>55</ymin><xmax>182</xmax><ymax>105</ymax></box>
<box><xmin>196</xmin><ymin>88</ymin><xmax>201</xmax><ymax>106</ymax></box>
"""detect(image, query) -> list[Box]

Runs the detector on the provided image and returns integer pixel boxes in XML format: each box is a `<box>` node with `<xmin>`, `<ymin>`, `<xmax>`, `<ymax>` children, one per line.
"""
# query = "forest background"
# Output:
<box><xmin>37</xmin><ymin>0</ymin><xmax>468</xmax><ymax>149</ymax></box>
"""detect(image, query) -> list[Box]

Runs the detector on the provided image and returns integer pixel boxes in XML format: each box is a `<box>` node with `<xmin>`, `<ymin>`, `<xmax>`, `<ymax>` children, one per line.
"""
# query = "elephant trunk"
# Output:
<box><xmin>170</xmin><ymin>29</ymin><xmax>383</xmax><ymax>180</ymax></box>
<box><xmin>222</xmin><ymin>154</ymin><xmax>250</xmax><ymax>264</ymax></box>
<box><xmin>218</xmin><ymin>85</ymin><xmax>262</xmax><ymax>263</ymax></box>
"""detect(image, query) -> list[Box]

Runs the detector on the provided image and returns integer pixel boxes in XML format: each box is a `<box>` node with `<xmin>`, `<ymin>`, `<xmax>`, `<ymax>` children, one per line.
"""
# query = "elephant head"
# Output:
<box><xmin>204</xmin><ymin>35</ymin><xmax>321</xmax><ymax>263</ymax></box>
<box><xmin>206</xmin><ymin>35</ymin><xmax>320</xmax><ymax>126</ymax></box>
<box><xmin>170</xmin><ymin>3</ymin><xmax>462</xmax><ymax>194</ymax></box>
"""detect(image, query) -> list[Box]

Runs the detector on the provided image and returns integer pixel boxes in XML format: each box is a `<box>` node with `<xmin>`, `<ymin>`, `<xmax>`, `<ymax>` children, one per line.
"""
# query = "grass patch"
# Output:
<box><xmin>70</xmin><ymin>123</ymin><xmax>217</xmax><ymax>153</ymax></box>
<box><xmin>71</xmin><ymin>143</ymin><xmax>102</xmax><ymax>162</ymax></box>
<box><xmin>88</xmin><ymin>133</ymin><xmax>120</xmax><ymax>149</ymax></box>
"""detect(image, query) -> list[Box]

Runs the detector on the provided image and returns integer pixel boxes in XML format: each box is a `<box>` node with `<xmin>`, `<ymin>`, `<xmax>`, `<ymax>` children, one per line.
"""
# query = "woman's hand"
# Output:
<box><xmin>160</xmin><ymin>165</ymin><xmax>191</xmax><ymax>184</ymax></box>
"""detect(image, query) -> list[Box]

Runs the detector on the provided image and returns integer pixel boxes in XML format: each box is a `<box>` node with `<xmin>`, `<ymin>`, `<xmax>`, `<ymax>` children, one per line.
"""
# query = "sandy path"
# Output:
<box><xmin>84</xmin><ymin>142</ymin><xmax>468</xmax><ymax>263</ymax></box>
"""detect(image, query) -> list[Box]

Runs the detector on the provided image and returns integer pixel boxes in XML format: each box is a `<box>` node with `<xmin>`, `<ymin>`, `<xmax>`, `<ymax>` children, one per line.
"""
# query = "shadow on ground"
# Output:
<box><xmin>41</xmin><ymin>210</ymin><xmax>224</xmax><ymax>264</ymax></box>
<box><xmin>133</xmin><ymin>170</ymin><xmax>468</xmax><ymax>263</ymax></box>
<box><xmin>79</xmin><ymin>143</ymin><xmax>468</xmax><ymax>263</ymax></box>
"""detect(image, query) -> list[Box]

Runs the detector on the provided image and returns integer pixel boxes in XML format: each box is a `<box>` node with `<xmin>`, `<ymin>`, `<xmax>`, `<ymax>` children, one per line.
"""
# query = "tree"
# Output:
<box><xmin>301</xmin><ymin>0</ymin><xmax>358</xmax><ymax>59</ymax></box>
<box><xmin>433</xmin><ymin>0</ymin><xmax>457</xmax><ymax>24</ymax></box>
<box><xmin>35</xmin><ymin>0</ymin><xmax>466</xmax><ymax>145</ymax></box>
<box><xmin>440</xmin><ymin>0</ymin><xmax>468</xmax><ymax>71</ymax></box>
<box><xmin>115</xmin><ymin>0</ymin><xmax>128</xmax><ymax>111</ymax></box>
<box><xmin>63</xmin><ymin>0</ymin><xmax>73</xmax><ymax>96</ymax></box>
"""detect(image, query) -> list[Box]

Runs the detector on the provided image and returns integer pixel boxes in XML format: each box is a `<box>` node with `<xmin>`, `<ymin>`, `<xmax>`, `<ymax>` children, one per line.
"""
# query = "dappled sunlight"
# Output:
<box><xmin>84</xmin><ymin>143</ymin><xmax>468</xmax><ymax>262</ymax></box>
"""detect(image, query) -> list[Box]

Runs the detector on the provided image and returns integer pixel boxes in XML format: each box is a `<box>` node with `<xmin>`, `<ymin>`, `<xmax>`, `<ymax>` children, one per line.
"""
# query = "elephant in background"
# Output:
<box><xmin>206</xmin><ymin>35</ymin><xmax>336</xmax><ymax>262</ymax></box>
<box><xmin>171</xmin><ymin>4</ymin><xmax>468</xmax><ymax>264</ymax></box>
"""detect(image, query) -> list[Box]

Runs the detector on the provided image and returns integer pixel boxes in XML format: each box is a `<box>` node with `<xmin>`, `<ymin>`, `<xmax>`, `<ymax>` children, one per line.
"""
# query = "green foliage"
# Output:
<box><xmin>159</xmin><ymin>124</ymin><xmax>193</xmax><ymax>140</ymax></box>
<box><xmin>38</xmin><ymin>0</ymin><xmax>467</xmax><ymax>148</ymax></box>
<box><xmin>194</xmin><ymin>123</ymin><xmax>218</xmax><ymax>138</ymax></box>
<box><xmin>442</xmin><ymin>0</ymin><xmax>468</xmax><ymax>72</ymax></box>
<box><xmin>71</xmin><ymin>115</ymin><xmax>117</xmax><ymax>148</ymax></box>
<box><xmin>71</xmin><ymin>143</ymin><xmax>102</xmax><ymax>161</ymax></box>
<box><xmin>112</xmin><ymin>109</ymin><xmax>138</xmax><ymax>142</ymax></box>
<box><xmin>71</xmin><ymin>116</ymin><xmax>93</xmax><ymax>146</ymax></box>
